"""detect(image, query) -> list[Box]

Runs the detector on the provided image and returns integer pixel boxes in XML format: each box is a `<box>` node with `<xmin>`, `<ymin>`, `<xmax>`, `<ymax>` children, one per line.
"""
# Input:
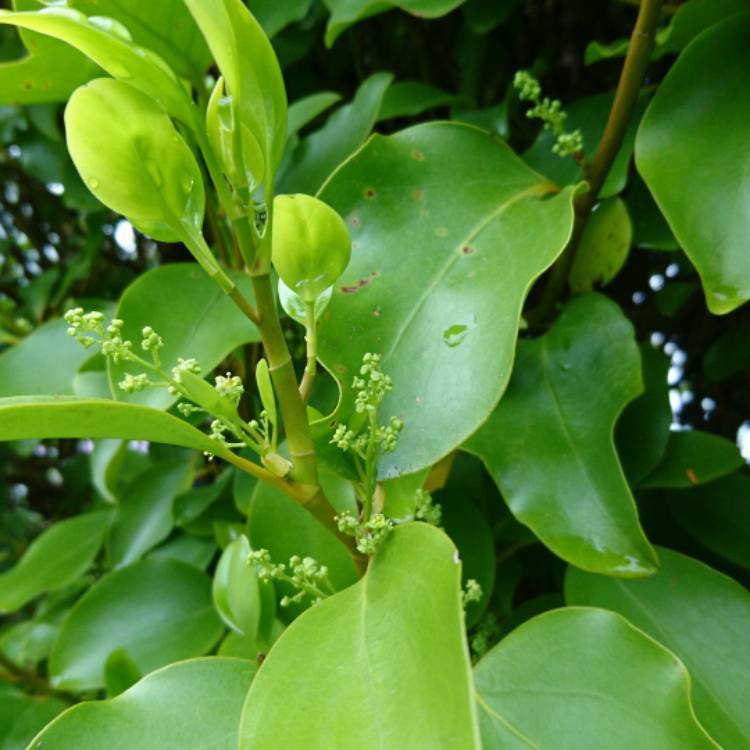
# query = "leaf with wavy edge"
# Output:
<box><xmin>474</xmin><ymin>607</ymin><xmax>719</xmax><ymax>749</ymax></box>
<box><xmin>318</xmin><ymin>122</ymin><xmax>577</xmax><ymax>478</ymax></box>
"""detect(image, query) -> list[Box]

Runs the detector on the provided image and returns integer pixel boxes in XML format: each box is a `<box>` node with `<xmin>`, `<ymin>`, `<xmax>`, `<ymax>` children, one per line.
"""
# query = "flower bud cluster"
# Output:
<box><xmin>413</xmin><ymin>488</ymin><xmax>442</xmax><ymax>526</ymax></box>
<box><xmin>462</xmin><ymin>578</ymin><xmax>483</xmax><ymax>607</ymax></box>
<box><xmin>513</xmin><ymin>71</ymin><xmax>584</xmax><ymax>159</ymax></box>
<box><xmin>247</xmin><ymin>548</ymin><xmax>332</xmax><ymax>607</ymax></box>
<box><xmin>337</xmin><ymin>511</ymin><xmax>393</xmax><ymax>556</ymax></box>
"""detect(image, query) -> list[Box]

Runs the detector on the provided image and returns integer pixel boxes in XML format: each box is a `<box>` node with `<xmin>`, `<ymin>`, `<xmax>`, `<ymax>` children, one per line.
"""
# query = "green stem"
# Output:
<box><xmin>299</xmin><ymin>301</ymin><xmax>317</xmax><ymax>404</ymax></box>
<box><xmin>531</xmin><ymin>0</ymin><xmax>663</xmax><ymax>324</ymax></box>
<box><xmin>0</xmin><ymin>651</ymin><xmax>76</xmax><ymax>705</ymax></box>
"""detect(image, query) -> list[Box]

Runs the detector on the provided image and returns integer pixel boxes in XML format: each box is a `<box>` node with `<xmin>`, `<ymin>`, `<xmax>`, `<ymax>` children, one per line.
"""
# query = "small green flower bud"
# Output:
<box><xmin>272</xmin><ymin>194</ymin><xmax>351</xmax><ymax>303</ymax></box>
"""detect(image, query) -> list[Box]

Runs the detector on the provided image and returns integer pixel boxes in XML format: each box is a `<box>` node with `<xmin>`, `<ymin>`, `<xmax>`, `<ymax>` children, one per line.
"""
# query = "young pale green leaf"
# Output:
<box><xmin>28</xmin><ymin>658</ymin><xmax>256</xmax><ymax>750</ymax></box>
<box><xmin>49</xmin><ymin>558</ymin><xmax>223</xmax><ymax>690</ymax></box>
<box><xmin>569</xmin><ymin>197</ymin><xmax>632</xmax><ymax>292</ymax></box>
<box><xmin>66</xmin><ymin>0</ymin><xmax>211</xmax><ymax>80</ymax></box>
<box><xmin>0</xmin><ymin>318</ymin><xmax>93</xmax><ymax>396</ymax></box>
<box><xmin>0</xmin><ymin>23</ymin><xmax>96</xmax><ymax>104</ymax></box>
<box><xmin>614</xmin><ymin>345</ymin><xmax>671</xmax><ymax>484</ymax></box>
<box><xmin>65</xmin><ymin>80</ymin><xmax>230</xmax><ymax>290</ymax></box>
<box><xmin>0</xmin><ymin>686</ymin><xmax>66</xmax><ymax>750</ymax></box>
<box><xmin>184</xmin><ymin>0</ymin><xmax>287</xmax><ymax>176</ymax></box>
<box><xmin>107</xmin><ymin>459</ymin><xmax>194</xmax><ymax>568</ymax></box>
<box><xmin>640</xmin><ymin>430</ymin><xmax>744</xmax><ymax>488</ymax></box>
<box><xmin>474</xmin><ymin>607</ymin><xmax>719</xmax><ymax>750</ymax></box>
<box><xmin>318</xmin><ymin>122</ymin><xmax>577</xmax><ymax>478</ymax></box>
<box><xmin>0</xmin><ymin>396</ymin><xmax>230</xmax><ymax>457</ymax></box>
<box><xmin>238</xmin><ymin>523</ymin><xmax>481</xmax><ymax>749</ymax></box>
<box><xmin>0</xmin><ymin>7</ymin><xmax>196</xmax><ymax>126</ymax></box>
<box><xmin>108</xmin><ymin>264</ymin><xmax>259</xmax><ymax>409</ymax></box>
<box><xmin>566</xmin><ymin>547</ymin><xmax>750</xmax><ymax>749</ymax></box>
<box><xmin>465</xmin><ymin>293</ymin><xmax>658</xmax><ymax>577</ymax></box>
<box><xmin>636</xmin><ymin>14</ymin><xmax>750</xmax><ymax>313</ymax></box>
<box><xmin>212</xmin><ymin>534</ymin><xmax>276</xmax><ymax>640</ymax></box>
<box><xmin>278</xmin><ymin>72</ymin><xmax>392</xmax><ymax>194</ymax></box>
<box><xmin>323</xmin><ymin>0</ymin><xmax>465</xmax><ymax>47</ymax></box>
<box><xmin>0</xmin><ymin>511</ymin><xmax>110</xmax><ymax>614</ymax></box>
<box><xmin>664</xmin><ymin>473</ymin><xmax>750</xmax><ymax>570</ymax></box>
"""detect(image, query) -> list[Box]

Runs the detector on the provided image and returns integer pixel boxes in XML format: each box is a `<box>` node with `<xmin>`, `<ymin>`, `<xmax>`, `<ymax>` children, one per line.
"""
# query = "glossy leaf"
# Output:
<box><xmin>213</xmin><ymin>534</ymin><xmax>275</xmax><ymax>640</ymax></box>
<box><xmin>323</xmin><ymin>0</ymin><xmax>466</xmax><ymax>47</ymax></box>
<box><xmin>665</xmin><ymin>474</ymin><xmax>750</xmax><ymax>570</ymax></box>
<box><xmin>184</xmin><ymin>0</ymin><xmax>287</xmax><ymax>174</ymax></box>
<box><xmin>0</xmin><ymin>396</ymin><xmax>233</xmax><ymax>458</ymax></box>
<box><xmin>525</xmin><ymin>91</ymin><xmax>647</xmax><ymax>199</ymax></box>
<box><xmin>377</xmin><ymin>81</ymin><xmax>468</xmax><ymax>121</ymax></box>
<box><xmin>566</xmin><ymin>547</ymin><xmax>750</xmax><ymax>749</ymax></box>
<box><xmin>636</xmin><ymin>14</ymin><xmax>750</xmax><ymax>313</ymax></box>
<box><xmin>149</xmin><ymin>534</ymin><xmax>217</xmax><ymax>570</ymax></box>
<box><xmin>640</xmin><ymin>429</ymin><xmax>743</xmax><ymax>488</ymax></box>
<box><xmin>286</xmin><ymin>91</ymin><xmax>342</xmax><ymax>137</ymax></box>
<box><xmin>29</xmin><ymin>658</ymin><xmax>256</xmax><ymax>750</ymax></box>
<box><xmin>466</xmin><ymin>293</ymin><xmax>657</xmax><ymax>576</ymax></box>
<box><xmin>474</xmin><ymin>607</ymin><xmax>719</xmax><ymax>750</ymax></box>
<box><xmin>0</xmin><ymin>511</ymin><xmax>110</xmax><ymax>613</ymax></box>
<box><xmin>615</xmin><ymin>345</ymin><xmax>671</xmax><ymax>484</ymax></box>
<box><xmin>107</xmin><ymin>459</ymin><xmax>194</xmax><ymax>568</ymax></box>
<box><xmin>65</xmin><ymin>79</ymin><xmax>213</xmax><ymax>266</ymax></box>
<box><xmin>0</xmin><ymin>7</ymin><xmax>195</xmax><ymax>126</ymax></box>
<box><xmin>0</xmin><ymin>687</ymin><xmax>66</xmax><ymax>750</ymax></box>
<box><xmin>104</xmin><ymin>648</ymin><xmax>142</xmax><ymax>698</ymax></box>
<box><xmin>569</xmin><ymin>197</ymin><xmax>632</xmax><ymax>292</ymax></box>
<box><xmin>49</xmin><ymin>558</ymin><xmax>223</xmax><ymax>690</ymax></box>
<box><xmin>238</xmin><ymin>523</ymin><xmax>481</xmax><ymax>749</ymax></box>
<box><xmin>251</xmin><ymin>0</ymin><xmax>315</xmax><ymax>37</ymax></box>
<box><xmin>0</xmin><ymin>318</ymin><xmax>93</xmax><ymax>396</ymax></box>
<box><xmin>109</xmin><ymin>264</ymin><xmax>260</xmax><ymax>408</ymax></box>
<box><xmin>319</xmin><ymin>122</ymin><xmax>577</xmax><ymax>477</ymax></box>
<box><xmin>0</xmin><ymin>0</ymin><xmax>97</xmax><ymax>105</ymax></box>
<box><xmin>278</xmin><ymin>72</ymin><xmax>392</xmax><ymax>194</ymax></box>
<box><xmin>67</xmin><ymin>0</ymin><xmax>212</xmax><ymax>80</ymax></box>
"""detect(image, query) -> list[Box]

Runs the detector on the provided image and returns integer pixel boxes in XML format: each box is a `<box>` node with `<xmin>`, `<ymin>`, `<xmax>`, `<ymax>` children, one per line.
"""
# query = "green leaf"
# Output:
<box><xmin>569</xmin><ymin>197</ymin><xmax>632</xmax><ymax>292</ymax></box>
<box><xmin>474</xmin><ymin>607</ymin><xmax>719</xmax><ymax>750</ymax></box>
<box><xmin>0</xmin><ymin>7</ymin><xmax>195</xmax><ymax>126</ymax></box>
<box><xmin>0</xmin><ymin>396</ymin><xmax>232</xmax><ymax>458</ymax></box>
<box><xmin>213</xmin><ymin>534</ymin><xmax>276</xmax><ymax>640</ymax></box>
<box><xmin>640</xmin><ymin>430</ymin><xmax>744</xmax><ymax>488</ymax></box>
<box><xmin>566</xmin><ymin>547</ymin><xmax>750</xmax><ymax>749</ymax></box>
<box><xmin>377</xmin><ymin>81</ymin><xmax>468</xmax><ymax>121</ymax></box>
<box><xmin>664</xmin><ymin>473</ymin><xmax>750</xmax><ymax>570</ymax></box>
<box><xmin>64</xmin><ymin>79</ymin><xmax>218</xmax><ymax>279</ymax></box>
<box><xmin>250</xmin><ymin>0</ymin><xmax>315</xmax><ymax>37</ymax></box>
<box><xmin>29</xmin><ymin>658</ymin><xmax>256</xmax><ymax>750</ymax></box>
<box><xmin>0</xmin><ymin>0</ymin><xmax>98</xmax><ymax>105</ymax></box>
<box><xmin>238</xmin><ymin>523</ymin><xmax>481</xmax><ymax>749</ymax></box>
<box><xmin>286</xmin><ymin>91</ymin><xmax>341</xmax><ymax>137</ymax></box>
<box><xmin>104</xmin><ymin>647</ymin><xmax>142</xmax><ymax>698</ymax></box>
<box><xmin>245</xmin><ymin>473</ymin><xmax>358</xmax><ymax>606</ymax></box>
<box><xmin>463</xmin><ymin>0</ymin><xmax>523</xmax><ymax>34</ymax></box>
<box><xmin>0</xmin><ymin>319</ymin><xmax>93</xmax><ymax>396</ymax></box>
<box><xmin>703</xmin><ymin>327</ymin><xmax>750</xmax><ymax>381</ymax></box>
<box><xmin>184</xmin><ymin>0</ymin><xmax>287</xmax><ymax>175</ymax></box>
<box><xmin>318</xmin><ymin>122</ymin><xmax>577</xmax><ymax>477</ymax></box>
<box><xmin>49</xmin><ymin>558</ymin><xmax>223</xmax><ymax>691</ymax></box>
<box><xmin>67</xmin><ymin>0</ymin><xmax>212</xmax><ymax>80</ymax></box>
<box><xmin>107</xmin><ymin>458</ymin><xmax>194</xmax><ymax>568</ymax></box>
<box><xmin>636</xmin><ymin>14</ymin><xmax>750</xmax><ymax>314</ymax></box>
<box><xmin>149</xmin><ymin>534</ymin><xmax>217</xmax><ymax>570</ymax></box>
<box><xmin>626</xmin><ymin>173</ymin><xmax>679</xmax><ymax>251</ymax></box>
<box><xmin>323</xmin><ymin>0</ymin><xmax>466</xmax><ymax>47</ymax></box>
<box><xmin>524</xmin><ymin>91</ymin><xmax>647</xmax><ymax>199</ymax></box>
<box><xmin>278</xmin><ymin>72</ymin><xmax>393</xmax><ymax>194</ymax></box>
<box><xmin>108</xmin><ymin>264</ymin><xmax>260</xmax><ymax>408</ymax></box>
<box><xmin>615</xmin><ymin>345</ymin><xmax>671</xmax><ymax>484</ymax></box>
<box><xmin>0</xmin><ymin>687</ymin><xmax>66</xmax><ymax>750</ymax></box>
<box><xmin>0</xmin><ymin>511</ymin><xmax>110</xmax><ymax>614</ymax></box>
<box><xmin>465</xmin><ymin>294</ymin><xmax>658</xmax><ymax>576</ymax></box>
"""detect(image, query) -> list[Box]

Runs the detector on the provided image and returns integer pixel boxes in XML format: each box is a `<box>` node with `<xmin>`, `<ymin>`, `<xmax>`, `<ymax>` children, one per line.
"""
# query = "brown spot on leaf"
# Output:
<box><xmin>350</xmin><ymin>215</ymin><xmax>361</xmax><ymax>227</ymax></box>
<box><xmin>686</xmin><ymin>467</ymin><xmax>699</xmax><ymax>485</ymax></box>
<box><xmin>340</xmin><ymin>271</ymin><xmax>380</xmax><ymax>294</ymax></box>
<box><xmin>412</xmin><ymin>189</ymin><xmax>424</xmax><ymax>201</ymax></box>
<box><xmin>462</xmin><ymin>246</ymin><xmax>476</xmax><ymax>255</ymax></box>
<box><xmin>364</xmin><ymin>188</ymin><xmax>376</xmax><ymax>199</ymax></box>
<box><xmin>411</xmin><ymin>149</ymin><xmax>425</xmax><ymax>161</ymax></box>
